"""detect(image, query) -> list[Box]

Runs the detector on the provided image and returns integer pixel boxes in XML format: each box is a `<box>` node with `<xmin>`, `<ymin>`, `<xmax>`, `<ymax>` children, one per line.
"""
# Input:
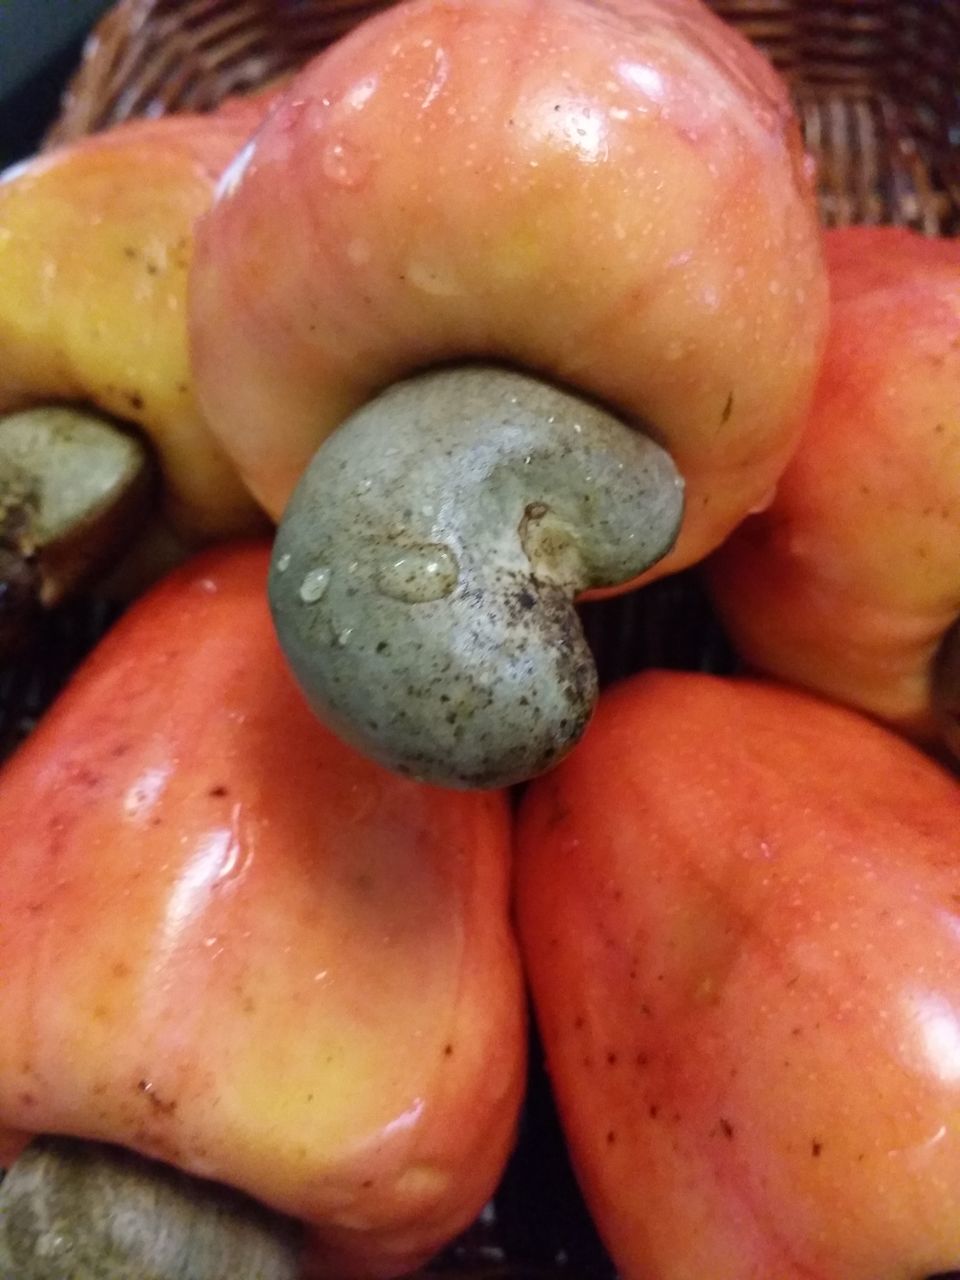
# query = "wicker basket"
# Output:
<box><xmin>6</xmin><ymin>1</ymin><xmax>960</xmax><ymax>1275</ymax></box>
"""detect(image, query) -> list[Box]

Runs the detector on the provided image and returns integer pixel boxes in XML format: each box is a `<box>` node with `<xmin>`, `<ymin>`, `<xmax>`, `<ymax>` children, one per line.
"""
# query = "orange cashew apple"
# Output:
<box><xmin>517</xmin><ymin>670</ymin><xmax>960</xmax><ymax>1280</ymax></box>
<box><xmin>0</xmin><ymin>544</ymin><xmax>525</xmax><ymax>1280</ymax></box>
<box><xmin>707</xmin><ymin>226</ymin><xmax>960</xmax><ymax>759</ymax></box>
<box><xmin>189</xmin><ymin>0</ymin><xmax>828</xmax><ymax>788</ymax></box>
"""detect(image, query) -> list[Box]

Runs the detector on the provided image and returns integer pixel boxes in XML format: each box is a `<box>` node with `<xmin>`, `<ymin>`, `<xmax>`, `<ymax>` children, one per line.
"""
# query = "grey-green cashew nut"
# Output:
<box><xmin>0</xmin><ymin>1137</ymin><xmax>304</xmax><ymax>1280</ymax></box>
<box><xmin>0</xmin><ymin>406</ymin><xmax>151</xmax><ymax>655</ymax></box>
<box><xmin>269</xmin><ymin>363</ymin><xmax>684</xmax><ymax>789</ymax></box>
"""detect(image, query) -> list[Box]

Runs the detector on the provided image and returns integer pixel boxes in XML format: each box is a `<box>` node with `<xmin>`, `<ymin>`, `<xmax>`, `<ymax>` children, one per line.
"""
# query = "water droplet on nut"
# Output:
<box><xmin>377</xmin><ymin>543</ymin><xmax>459</xmax><ymax>604</ymax></box>
<box><xmin>300</xmin><ymin>566</ymin><xmax>331</xmax><ymax>603</ymax></box>
<box><xmin>276</xmin><ymin>552</ymin><xmax>291</xmax><ymax>573</ymax></box>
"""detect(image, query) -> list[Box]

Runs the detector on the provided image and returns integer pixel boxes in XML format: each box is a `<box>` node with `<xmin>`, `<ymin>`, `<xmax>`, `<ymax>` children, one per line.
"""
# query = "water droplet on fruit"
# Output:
<box><xmin>342</xmin><ymin>75</ymin><xmax>378</xmax><ymax>112</ymax></box>
<box><xmin>323</xmin><ymin>138</ymin><xmax>370</xmax><ymax>189</ymax></box>
<box><xmin>406</xmin><ymin>256</ymin><xmax>462</xmax><ymax>297</ymax></box>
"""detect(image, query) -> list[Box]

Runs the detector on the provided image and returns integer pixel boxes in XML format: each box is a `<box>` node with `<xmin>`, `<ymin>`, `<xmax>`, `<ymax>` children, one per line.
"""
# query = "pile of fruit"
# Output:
<box><xmin>0</xmin><ymin>1</ymin><xmax>957</xmax><ymax>1277</ymax></box>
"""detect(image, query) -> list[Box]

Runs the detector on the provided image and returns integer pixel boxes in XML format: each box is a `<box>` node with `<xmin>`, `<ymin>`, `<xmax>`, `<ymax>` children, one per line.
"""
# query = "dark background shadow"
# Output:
<box><xmin>0</xmin><ymin>1</ymin><xmax>113</xmax><ymax>168</ymax></box>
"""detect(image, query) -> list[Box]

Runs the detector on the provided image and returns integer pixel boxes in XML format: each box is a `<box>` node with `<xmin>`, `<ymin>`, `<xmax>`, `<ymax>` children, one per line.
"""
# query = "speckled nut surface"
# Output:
<box><xmin>270</xmin><ymin>363</ymin><xmax>683</xmax><ymax>788</ymax></box>
<box><xmin>0</xmin><ymin>1137</ymin><xmax>304</xmax><ymax>1280</ymax></box>
<box><xmin>0</xmin><ymin>407</ymin><xmax>151</xmax><ymax>636</ymax></box>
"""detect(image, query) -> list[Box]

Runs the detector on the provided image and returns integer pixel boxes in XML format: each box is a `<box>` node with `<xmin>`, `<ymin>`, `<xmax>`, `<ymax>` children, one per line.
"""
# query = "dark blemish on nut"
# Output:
<box><xmin>127</xmin><ymin>393</ymin><xmax>144</xmax><ymax>412</ymax></box>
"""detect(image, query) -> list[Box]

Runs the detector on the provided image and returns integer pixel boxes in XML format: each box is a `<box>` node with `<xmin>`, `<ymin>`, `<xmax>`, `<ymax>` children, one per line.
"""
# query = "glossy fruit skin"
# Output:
<box><xmin>708</xmin><ymin>226</ymin><xmax>960</xmax><ymax>740</ymax></box>
<box><xmin>0</xmin><ymin>107</ymin><xmax>268</xmax><ymax>541</ymax></box>
<box><xmin>517</xmin><ymin>670</ymin><xmax>960</xmax><ymax>1280</ymax></box>
<box><xmin>0</xmin><ymin>544</ymin><xmax>525</xmax><ymax>1279</ymax></box>
<box><xmin>190</xmin><ymin>0</ymin><xmax>826</xmax><ymax>583</ymax></box>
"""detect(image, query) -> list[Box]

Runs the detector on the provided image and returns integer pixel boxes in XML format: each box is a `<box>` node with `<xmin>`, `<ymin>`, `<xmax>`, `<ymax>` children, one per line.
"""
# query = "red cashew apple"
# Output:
<box><xmin>0</xmin><ymin>544</ymin><xmax>525</xmax><ymax>1280</ymax></box>
<box><xmin>189</xmin><ymin>0</ymin><xmax>828</xmax><ymax>787</ymax></box>
<box><xmin>707</xmin><ymin>226</ymin><xmax>960</xmax><ymax>758</ymax></box>
<box><xmin>517</xmin><ymin>670</ymin><xmax>960</xmax><ymax>1280</ymax></box>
